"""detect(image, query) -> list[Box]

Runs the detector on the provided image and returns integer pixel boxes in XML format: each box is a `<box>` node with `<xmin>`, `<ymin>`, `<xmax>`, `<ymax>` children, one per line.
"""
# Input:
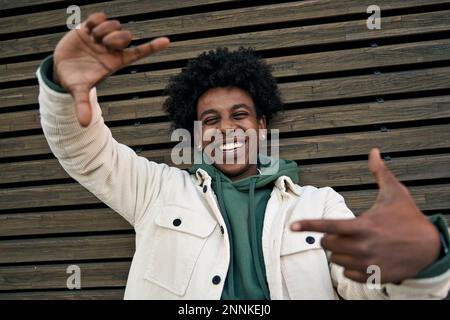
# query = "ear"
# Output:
<box><xmin>193</xmin><ymin>120</ymin><xmax>203</xmax><ymax>150</ymax></box>
<box><xmin>258</xmin><ymin>115</ymin><xmax>267</xmax><ymax>130</ymax></box>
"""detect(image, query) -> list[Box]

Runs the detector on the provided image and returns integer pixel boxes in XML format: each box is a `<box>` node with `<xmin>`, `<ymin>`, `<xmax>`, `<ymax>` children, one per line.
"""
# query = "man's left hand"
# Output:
<box><xmin>291</xmin><ymin>148</ymin><xmax>441</xmax><ymax>284</ymax></box>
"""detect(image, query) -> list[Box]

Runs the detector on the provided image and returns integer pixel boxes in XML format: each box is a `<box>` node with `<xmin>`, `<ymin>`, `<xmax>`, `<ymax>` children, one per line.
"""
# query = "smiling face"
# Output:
<box><xmin>196</xmin><ymin>87</ymin><xmax>266</xmax><ymax>181</ymax></box>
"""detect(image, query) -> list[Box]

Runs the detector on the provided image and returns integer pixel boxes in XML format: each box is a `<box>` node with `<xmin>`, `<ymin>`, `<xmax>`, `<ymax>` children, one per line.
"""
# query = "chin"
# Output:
<box><xmin>215</xmin><ymin>163</ymin><xmax>250</xmax><ymax>178</ymax></box>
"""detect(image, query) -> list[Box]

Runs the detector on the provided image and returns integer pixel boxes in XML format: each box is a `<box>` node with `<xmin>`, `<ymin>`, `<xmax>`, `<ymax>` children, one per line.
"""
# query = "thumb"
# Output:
<box><xmin>368</xmin><ymin>148</ymin><xmax>399</xmax><ymax>195</ymax></box>
<box><xmin>72</xmin><ymin>86</ymin><xmax>92</xmax><ymax>127</ymax></box>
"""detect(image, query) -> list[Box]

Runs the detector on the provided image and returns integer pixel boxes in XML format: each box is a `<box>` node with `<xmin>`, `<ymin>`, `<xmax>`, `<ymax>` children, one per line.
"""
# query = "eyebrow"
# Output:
<box><xmin>199</xmin><ymin>104</ymin><xmax>252</xmax><ymax>119</ymax></box>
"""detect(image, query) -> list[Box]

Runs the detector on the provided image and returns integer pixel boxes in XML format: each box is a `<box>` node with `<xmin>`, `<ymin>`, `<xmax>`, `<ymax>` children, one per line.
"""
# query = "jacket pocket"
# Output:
<box><xmin>280</xmin><ymin>230</ymin><xmax>335</xmax><ymax>299</ymax></box>
<box><xmin>144</xmin><ymin>206</ymin><xmax>217</xmax><ymax>296</ymax></box>
<box><xmin>281</xmin><ymin>231</ymin><xmax>324</xmax><ymax>256</ymax></box>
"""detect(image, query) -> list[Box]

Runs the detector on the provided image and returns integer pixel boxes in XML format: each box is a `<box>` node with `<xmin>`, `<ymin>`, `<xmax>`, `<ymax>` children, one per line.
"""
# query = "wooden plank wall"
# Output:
<box><xmin>1</xmin><ymin>0</ymin><xmax>450</xmax><ymax>299</ymax></box>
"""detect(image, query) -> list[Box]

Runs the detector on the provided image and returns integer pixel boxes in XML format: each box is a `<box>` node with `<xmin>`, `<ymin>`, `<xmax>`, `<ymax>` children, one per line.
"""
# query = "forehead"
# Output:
<box><xmin>197</xmin><ymin>87</ymin><xmax>254</xmax><ymax>113</ymax></box>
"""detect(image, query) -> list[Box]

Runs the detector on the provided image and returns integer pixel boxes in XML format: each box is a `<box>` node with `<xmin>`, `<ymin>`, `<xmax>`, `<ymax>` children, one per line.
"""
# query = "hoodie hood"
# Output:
<box><xmin>188</xmin><ymin>154</ymin><xmax>299</xmax><ymax>189</ymax></box>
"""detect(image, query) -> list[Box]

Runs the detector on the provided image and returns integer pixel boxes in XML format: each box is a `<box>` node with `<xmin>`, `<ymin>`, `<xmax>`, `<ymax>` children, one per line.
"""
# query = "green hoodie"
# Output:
<box><xmin>189</xmin><ymin>155</ymin><xmax>299</xmax><ymax>300</ymax></box>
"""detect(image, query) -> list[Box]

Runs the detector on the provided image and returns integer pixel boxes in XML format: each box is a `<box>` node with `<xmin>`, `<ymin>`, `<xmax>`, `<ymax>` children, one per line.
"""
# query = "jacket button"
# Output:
<box><xmin>203</xmin><ymin>185</ymin><xmax>208</xmax><ymax>193</ymax></box>
<box><xmin>212</xmin><ymin>275</ymin><xmax>221</xmax><ymax>285</ymax></box>
<box><xmin>220</xmin><ymin>226</ymin><xmax>224</xmax><ymax>234</ymax></box>
<box><xmin>173</xmin><ymin>218</ymin><xmax>182</xmax><ymax>227</ymax></box>
<box><xmin>306</xmin><ymin>236</ymin><xmax>315</xmax><ymax>244</ymax></box>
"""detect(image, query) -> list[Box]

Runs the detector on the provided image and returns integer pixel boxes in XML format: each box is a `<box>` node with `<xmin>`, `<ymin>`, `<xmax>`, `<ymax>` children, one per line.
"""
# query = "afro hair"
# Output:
<box><xmin>162</xmin><ymin>47</ymin><xmax>283</xmax><ymax>135</ymax></box>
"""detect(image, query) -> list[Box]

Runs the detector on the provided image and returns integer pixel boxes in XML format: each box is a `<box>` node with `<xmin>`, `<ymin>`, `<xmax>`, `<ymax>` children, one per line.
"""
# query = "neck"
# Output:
<box><xmin>228</xmin><ymin>164</ymin><xmax>258</xmax><ymax>182</ymax></box>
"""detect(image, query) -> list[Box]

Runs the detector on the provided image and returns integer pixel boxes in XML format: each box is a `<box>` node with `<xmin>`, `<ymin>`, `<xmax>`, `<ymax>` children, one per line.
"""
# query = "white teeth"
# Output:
<box><xmin>219</xmin><ymin>141</ymin><xmax>243</xmax><ymax>151</ymax></box>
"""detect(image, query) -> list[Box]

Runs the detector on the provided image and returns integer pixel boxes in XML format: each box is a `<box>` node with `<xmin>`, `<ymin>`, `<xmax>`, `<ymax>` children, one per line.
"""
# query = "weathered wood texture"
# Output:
<box><xmin>1</xmin><ymin>0</ymin><xmax>449</xmax><ymax>299</ymax></box>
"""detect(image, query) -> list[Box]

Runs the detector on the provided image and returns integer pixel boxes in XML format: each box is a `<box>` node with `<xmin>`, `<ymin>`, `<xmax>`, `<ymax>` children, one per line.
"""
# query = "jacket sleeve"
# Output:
<box><xmin>37</xmin><ymin>55</ymin><xmax>177</xmax><ymax>227</ymax></box>
<box><xmin>323</xmin><ymin>188</ymin><xmax>450</xmax><ymax>300</ymax></box>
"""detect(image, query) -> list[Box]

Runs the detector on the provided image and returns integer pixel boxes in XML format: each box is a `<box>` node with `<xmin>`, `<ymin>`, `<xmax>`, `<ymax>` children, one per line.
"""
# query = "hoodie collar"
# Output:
<box><xmin>193</xmin><ymin>167</ymin><xmax>302</xmax><ymax>197</ymax></box>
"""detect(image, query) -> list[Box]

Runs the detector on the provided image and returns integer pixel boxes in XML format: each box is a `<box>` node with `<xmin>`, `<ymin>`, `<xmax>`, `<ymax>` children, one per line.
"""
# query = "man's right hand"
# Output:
<box><xmin>53</xmin><ymin>12</ymin><xmax>170</xmax><ymax>127</ymax></box>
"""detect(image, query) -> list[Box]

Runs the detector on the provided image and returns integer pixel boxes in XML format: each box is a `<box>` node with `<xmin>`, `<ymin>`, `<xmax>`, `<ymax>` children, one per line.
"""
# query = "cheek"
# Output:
<box><xmin>233</xmin><ymin>118</ymin><xmax>257</xmax><ymax>132</ymax></box>
<box><xmin>199</xmin><ymin>126</ymin><xmax>220</xmax><ymax>147</ymax></box>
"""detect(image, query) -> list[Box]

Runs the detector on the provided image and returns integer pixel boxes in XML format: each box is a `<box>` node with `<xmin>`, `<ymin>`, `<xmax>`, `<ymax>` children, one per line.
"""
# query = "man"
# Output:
<box><xmin>38</xmin><ymin>13</ymin><xmax>449</xmax><ymax>299</ymax></box>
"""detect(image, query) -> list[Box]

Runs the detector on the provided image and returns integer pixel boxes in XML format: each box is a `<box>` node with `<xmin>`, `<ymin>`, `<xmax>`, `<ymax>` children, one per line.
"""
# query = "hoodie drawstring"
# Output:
<box><xmin>214</xmin><ymin>171</ymin><xmax>235</xmax><ymax>297</ymax></box>
<box><xmin>248</xmin><ymin>177</ymin><xmax>270</xmax><ymax>300</ymax></box>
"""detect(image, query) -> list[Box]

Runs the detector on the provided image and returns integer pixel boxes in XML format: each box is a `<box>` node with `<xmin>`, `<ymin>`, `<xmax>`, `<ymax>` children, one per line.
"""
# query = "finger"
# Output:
<box><xmin>102</xmin><ymin>30</ymin><xmax>132</xmax><ymax>51</ymax></box>
<box><xmin>291</xmin><ymin>218</ymin><xmax>362</xmax><ymax>236</ymax></box>
<box><xmin>321</xmin><ymin>235</ymin><xmax>370</xmax><ymax>256</ymax></box>
<box><xmin>72</xmin><ymin>86</ymin><xmax>92</xmax><ymax>127</ymax></box>
<box><xmin>343</xmin><ymin>269</ymin><xmax>369</xmax><ymax>283</ymax></box>
<box><xmin>329</xmin><ymin>253</ymin><xmax>368</xmax><ymax>272</ymax></box>
<box><xmin>122</xmin><ymin>37</ymin><xmax>170</xmax><ymax>65</ymax></box>
<box><xmin>85</xmin><ymin>12</ymin><xmax>107</xmax><ymax>33</ymax></box>
<box><xmin>92</xmin><ymin>20</ymin><xmax>121</xmax><ymax>43</ymax></box>
<box><xmin>368</xmin><ymin>148</ymin><xmax>400</xmax><ymax>194</ymax></box>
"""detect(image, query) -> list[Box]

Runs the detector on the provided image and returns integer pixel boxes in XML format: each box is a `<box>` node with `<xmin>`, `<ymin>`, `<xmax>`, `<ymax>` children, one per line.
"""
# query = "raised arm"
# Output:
<box><xmin>38</xmin><ymin>13</ymin><xmax>173</xmax><ymax>226</ymax></box>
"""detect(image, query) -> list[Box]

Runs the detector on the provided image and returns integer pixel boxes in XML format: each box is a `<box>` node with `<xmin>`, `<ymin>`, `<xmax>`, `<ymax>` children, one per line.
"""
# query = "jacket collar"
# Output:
<box><xmin>193</xmin><ymin>168</ymin><xmax>302</xmax><ymax>197</ymax></box>
<box><xmin>274</xmin><ymin>175</ymin><xmax>302</xmax><ymax>197</ymax></box>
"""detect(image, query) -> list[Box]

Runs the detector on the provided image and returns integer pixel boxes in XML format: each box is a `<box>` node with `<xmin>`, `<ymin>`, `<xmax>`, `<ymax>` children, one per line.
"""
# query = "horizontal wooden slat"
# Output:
<box><xmin>0</xmin><ymin>183</ymin><xmax>100</xmax><ymax>211</ymax></box>
<box><xmin>0</xmin><ymin>234</ymin><xmax>135</xmax><ymax>264</ymax></box>
<box><xmin>0</xmin><ymin>148</ymin><xmax>171</xmax><ymax>185</ymax></box>
<box><xmin>0</xmin><ymin>121</ymin><xmax>170</xmax><ymax>158</ymax></box>
<box><xmin>1</xmin><ymin>124</ymin><xmax>450</xmax><ymax>211</ymax></box>
<box><xmin>1</xmin><ymin>94</ymin><xmax>450</xmax><ymax>184</ymax></box>
<box><xmin>0</xmin><ymin>96</ymin><xmax>167</xmax><ymax>133</ymax></box>
<box><xmin>273</xmin><ymin>95</ymin><xmax>450</xmax><ymax>132</ymax></box>
<box><xmin>299</xmin><ymin>154</ymin><xmax>450</xmax><ymax>187</ymax></box>
<box><xmin>0</xmin><ymin>261</ymin><xmax>130</xmax><ymax>291</ymax></box>
<box><xmin>0</xmin><ymin>208</ymin><xmax>132</xmax><ymax>237</ymax></box>
<box><xmin>4</xmin><ymin>0</ymin><xmax>450</xmax><ymax>36</ymax></box>
<box><xmin>0</xmin><ymin>59</ymin><xmax>42</xmax><ymax>83</ymax></box>
<box><xmin>268</xmin><ymin>38</ymin><xmax>450</xmax><ymax>77</ymax></box>
<box><xmin>3</xmin><ymin>59</ymin><xmax>450</xmax><ymax>110</ymax></box>
<box><xmin>0</xmin><ymin>288</ymin><xmax>125</xmax><ymax>300</ymax></box>
<box><xmin>341</xmin><ymin>184</ymin><xmax>450</xmax><ymax>214</ymax></box>
<box><xmin>1</xmin><ymin>8</ymin><xmax>450</xmax><ymax>64</ymax></box>
<box><xmin>278</xmin><ymin>124</ymin><xmax>450</xmax><ymax>161</ymax></box>
<box><xmin>0</xmin><ymin>0</ymin><xmax>237</xmax><ymax>35</ymax></box>
<box><xmin>0</xmin><ymin>0</ymin><xmax>64</xmax><ymax>10</ymax></box>
<box><xmin>0</xmin><ymin>184</ymin><xmax>448</xmax><ymax>264</ymax></box>
<box><xmin>280</xmin><ymin>66</ymin><xmax>450</xmax><ymax>104</ymax></box>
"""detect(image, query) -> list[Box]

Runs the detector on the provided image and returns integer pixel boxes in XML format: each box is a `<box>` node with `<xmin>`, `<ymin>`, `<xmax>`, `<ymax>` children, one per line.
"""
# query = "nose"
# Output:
<box><xmin>218</xmin><ymin>118</ymin><xmax>238</xmax><ymax>134</ymax></box>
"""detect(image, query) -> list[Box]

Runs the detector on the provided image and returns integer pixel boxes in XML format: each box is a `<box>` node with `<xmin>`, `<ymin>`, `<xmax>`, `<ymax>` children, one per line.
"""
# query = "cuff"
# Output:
<box><xmin>37</xmin><ymin>53</ymin><xmax>102</xmax><ymax>120</ymax></box>
<box><xmin>39</xmin><ymin>55</ymin><xmax>68</xmax><ymax>93</ymax></box>
<box><xmin>414</xmin><ymin>214</ymin><xmax>450</xmax><ymax>279</ymax></box>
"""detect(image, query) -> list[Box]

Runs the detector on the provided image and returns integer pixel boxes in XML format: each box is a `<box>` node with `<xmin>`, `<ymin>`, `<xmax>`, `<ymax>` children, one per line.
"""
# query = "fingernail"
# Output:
<box><xmin>291</xmin><ymin>222</ymin><xmax>301</xmax><ymax>231</ymax></box>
